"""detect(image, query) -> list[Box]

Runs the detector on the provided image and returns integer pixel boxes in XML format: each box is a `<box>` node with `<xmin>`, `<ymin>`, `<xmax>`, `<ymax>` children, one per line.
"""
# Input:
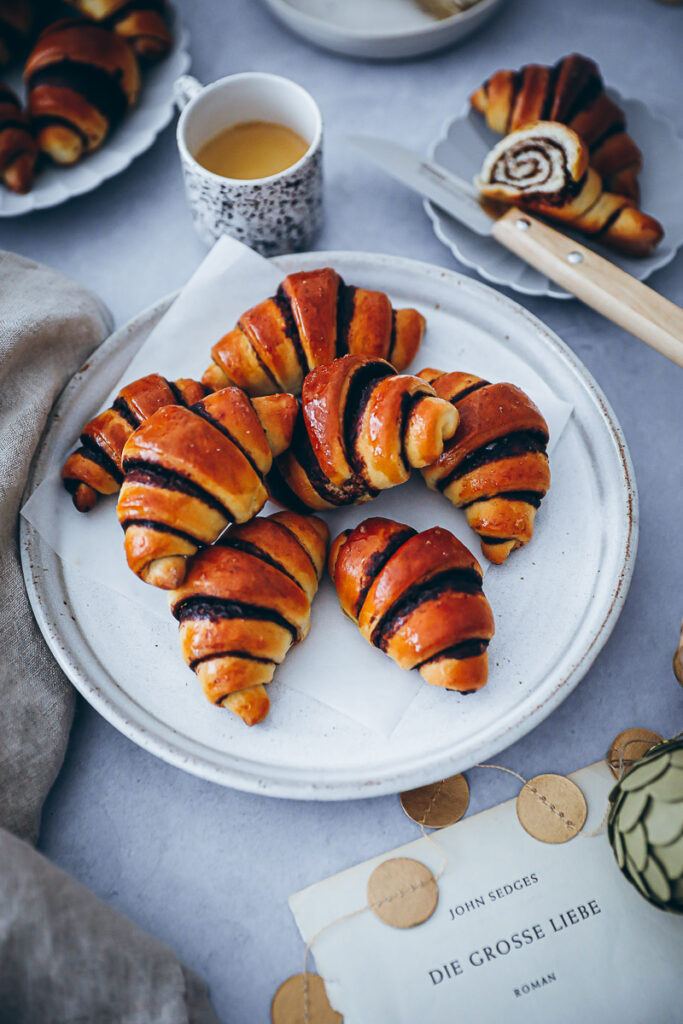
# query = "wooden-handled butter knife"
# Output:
<box><xmin>349</xmin><ymin>135</ymin><xmax>683</xmax><ymax>368</ymax></box>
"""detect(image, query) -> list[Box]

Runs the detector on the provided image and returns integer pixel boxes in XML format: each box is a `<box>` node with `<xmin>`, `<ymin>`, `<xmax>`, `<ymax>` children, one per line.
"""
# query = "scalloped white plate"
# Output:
<box><xmin>21</xmin><ymin>252</ymin><xmax>637</xmax><ymax>799</ymax></box>
<box><xmin>426</xmin><ymin>91</ymin><xmax>683</xmax><ymax>298</ymax></box>
<box><xmin>0</xmin><ymin>8</ymin><xmax>190</xmax><ymax>217</ymax></box>
<box><xmin>261</xmin><ymin>0</ymin><xmax>504</xmax><ymax>60</ymax></box>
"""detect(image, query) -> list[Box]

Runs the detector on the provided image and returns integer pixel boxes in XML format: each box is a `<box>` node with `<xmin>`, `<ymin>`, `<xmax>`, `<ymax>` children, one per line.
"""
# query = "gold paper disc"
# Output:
<box><xmin>367</xmin><ymin>857</ymin><xmax>438</xmax><ymax>928</ymax></box>
<box><xmin>400</xmin><ymin>773</ymin><xmax>470</xmax><ymax>828</ymax></box>
<box><xmin>608</xmin><ymin>728</ymin><xmax>664</xmax><ymax>779</ymax></box>
<box><xmin>517</xmin><ymin>774</ymin><xmax>587</xmax><ymax>844</ymax></box>
<box><xmin>271</xmin><ymin>973</ymin><xmax>342</xmax><ymax>1024</ymax></box>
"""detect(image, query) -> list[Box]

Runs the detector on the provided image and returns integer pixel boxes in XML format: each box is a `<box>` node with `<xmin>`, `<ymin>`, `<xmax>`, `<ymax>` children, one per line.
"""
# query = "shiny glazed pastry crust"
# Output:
<box><xmin>202</xmin><ymin>267</ymin><xmax>426</xmax><ymax>396</ymax></box>
<box><xmin>470</xmin><ymin>53</ymin><xmax>643</xmax><ymax>203</ymax></box>
<box><xmin>268</xmin><ymin>354</ymin><xmax>459</xmax><ymax>512</ymax></box>
<box><xmin>476</xmin><ymin>122</ymin><xmax>663</xmax><ymax>257</ymax></box>
<box><xmin>419</xmin><ymin>368</ymin><xmax>551</xmax><ymax>564</ymax></box>
<box><xmin>62</xmin><ymin>373</ymin><xmax>208</xmax><ymax>513</ymax></box>
<box><xmin>329</xmin><ymin>517</ymin><xmax>495</xmax><ymax>693</ymax></box>
<box><xmin>116</xmin><ymin>387</ymin><xmax>298</xmax><ymax>589</ymax></box>
<box><xmin>24</xmin><ymin>18</ymin><xmax>141</xmax><ymax>165</ymax></box>
<box><xmin>170</xmin><ymin>511</ymin><xmax>329</xmax><ymax>726</ymax></box>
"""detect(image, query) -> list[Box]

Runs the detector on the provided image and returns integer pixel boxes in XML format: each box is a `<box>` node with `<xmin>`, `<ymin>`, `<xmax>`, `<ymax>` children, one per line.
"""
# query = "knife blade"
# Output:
<box><xmin>348</xmin><ymin>134</ymin><xmax>493</xmax><ymax>237</ymax></box>
<box><xmin>348</xmin><ymin>134</ymin><xmax>683</xmax><ymax>368</ymax></box>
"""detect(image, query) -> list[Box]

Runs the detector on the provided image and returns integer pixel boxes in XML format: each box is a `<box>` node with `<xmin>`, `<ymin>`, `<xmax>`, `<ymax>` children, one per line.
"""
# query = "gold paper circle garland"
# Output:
<box><xmin>271</xmin><ymin>973</ymin><xmax>342</xmax><ymax>1024</ymax></box>
<box><xmin>608</xmin><ymin>728</ymin><xmax>663</xmax><ymax>779</ymax></box>
<box><xmin>516</xmin><ymin>774</ymin><xmax>588</xmax><ymax>844</ymax></box>
<box><xmin>400</xmin><ymin>773</ymin><xmax>470</xmax><ymax>828</ymax></box>
<box><xmin>367</xmin><ymin>857</ymin><xmax>439</xmax><ymax>928</ymax></box>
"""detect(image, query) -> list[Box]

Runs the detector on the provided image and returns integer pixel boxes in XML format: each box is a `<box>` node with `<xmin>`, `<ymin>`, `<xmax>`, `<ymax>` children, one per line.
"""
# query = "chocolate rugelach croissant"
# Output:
<box><xmin>329</xmin><ymin>518</ymin><xmax>495</xmax><ymax>693</ymax></box>
<box><xmin>62</xmin><ymin>373</ymin><xmax>208</xmax><ymax>512</ymax></box>
<box><xmin>202</xmin><ymin>267</ymin><xmax>426</xmax><ymax>396</ymax></box>
<box><xmin>418</xmin><ymin>369</ymin><xmax>550</xmax><ymax>564</ymax></box>
<box><xmin>0</xmin><ymin>83</ymin><xmax>37</xmax><ymax>193</ymax></box>
<box><xmin>64</xmin><ymin>0</ymin><xmax>173</xmax><ymax>61</ymax></box>
<box><xmin>470</xmin><ymin>53</ymin><xmax>643</xmax><ymax>202</ymax></box>
<box><xmin>477</xmin><ymin>123</ymin><xmax>663</xmax><ymax>257</ymax></box>
<box><xmin>0</xmin><ymin>0</ymin><xmax>34</xmax><ymax>67</ymax></box>
<box><xmin>268</xmin><ymin>354</ymin><xmax>459</xmax><ymax>513</ymax></box>
<box><xmin>170</xmin><ymin>511</ymin><xmax>329</xmax><ymax>726</ymax></box>
<box><xmin>24</xmin><ymin>18</ymin><xmax>141</xmax><ymax>165</ymax></box>
<box><xmin>117</xmin><ymin>387</ymin><xmax>298</xmax><ymax>589</ymax></box>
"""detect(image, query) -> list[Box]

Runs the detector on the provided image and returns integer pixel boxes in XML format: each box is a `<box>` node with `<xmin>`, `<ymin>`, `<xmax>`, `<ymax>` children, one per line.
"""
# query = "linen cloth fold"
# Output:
<box><xmin>0</xmin><ymin>251</ymin><xmax>218</xmax><ymax>1024</ymax></box>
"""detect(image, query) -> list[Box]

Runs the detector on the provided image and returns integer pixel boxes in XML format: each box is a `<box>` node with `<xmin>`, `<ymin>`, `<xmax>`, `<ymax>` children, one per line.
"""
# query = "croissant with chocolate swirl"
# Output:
<box><xmin>470</xmin><ymin>54</ymin><xmax>642</xmax><ymax>202</ymax></box>
<box><xmin>117</xmin><ymin>387</ymin><xmax>298</xmax><ymax>589</ymax></box>
<box><xmin>419</xmin><ymin>369</ymin><xmax>550</xmax><ymax>564</ymax></box>
<box><xmin>268</xmin><ymin>354</ymin><xmax>459</xmax><ymax>513</ymax></box>
<box><xmin>24</xmin><ymin>18</ymin><xmax>141</xmax><ymax>165</ymax></box>
<box><xmin>170</xmin><ymin>511</ymin><xmax>329</xmax><ymax>726</ymax></box>
<box><xmin>202</xmin><ymin>267</ymin><xmax>425</xmax><ymax>396</ymax></box>
<box><xmin>329</xmin><ymin>518</ymin><xmax>495</xmax><ymax>693</ymax></box>
<box><xmin>0</xmin><ymin>83</ymin><xmax>37</xmax><ymax>193</ymax></box>
<box><xmin>476</xmin><ymin>123</ymin><xmax>663</xmax><ymax>257</ymax></box>
<box><xmin>65</xmin><ymin>1</ymin><xmax>173</xmax><ymax>61</ymax></box>
<box><xmin>62</xmin><ymin>373</ymin><xmax>208</xmax><ymax>513</ymax></box>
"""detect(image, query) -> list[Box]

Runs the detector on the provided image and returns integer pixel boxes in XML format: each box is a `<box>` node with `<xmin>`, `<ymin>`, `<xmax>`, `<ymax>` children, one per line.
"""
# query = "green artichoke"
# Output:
<box><xmin>607</xmin><ymin>735</ymin><xmax>683</xmax><ymax>913</ymax></box>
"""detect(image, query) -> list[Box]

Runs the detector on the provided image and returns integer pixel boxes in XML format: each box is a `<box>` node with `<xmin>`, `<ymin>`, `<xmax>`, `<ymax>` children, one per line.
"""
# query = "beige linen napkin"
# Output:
<box><xmin>0</xmin><ymin>251</ymin><xmax>218</xmax><ymax>1024</ymax></box>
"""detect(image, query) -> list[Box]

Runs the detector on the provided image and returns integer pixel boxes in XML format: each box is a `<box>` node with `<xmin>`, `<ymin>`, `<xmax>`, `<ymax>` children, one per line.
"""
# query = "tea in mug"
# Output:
<box><xmin>195</xmin><ymin>120</ymin><xmax>309</xmax><ymax>179</ymax></box>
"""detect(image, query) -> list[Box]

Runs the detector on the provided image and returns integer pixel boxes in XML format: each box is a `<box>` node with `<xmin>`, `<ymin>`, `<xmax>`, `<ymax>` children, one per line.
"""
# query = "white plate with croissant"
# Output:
<box><xmin>21</xmin><ymin>250</ymin><xmax>637</xmax><ymax>799</ymax></box>
<box><xmin>0</xmin><ymin>4</ymin><xmax>190</xmax><ymax>215</ymax></box>
<box><xmin>427</xmin><ymin>55</ymin><xmax>683</xmax><ymax>298</ymax></box>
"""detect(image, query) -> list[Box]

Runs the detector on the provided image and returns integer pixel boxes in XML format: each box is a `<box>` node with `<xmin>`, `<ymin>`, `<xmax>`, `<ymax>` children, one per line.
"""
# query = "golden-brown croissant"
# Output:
<box><xmin>268</xmin><ymin>354</ymin><xmax>459</xmax><ymax>513</ymax></box>
<box><xmin>419</xmin><ymin>369</ymin><xmax>550</xmax><ymax>564</ymax></box>
<box><xmin>62</xmin><ymin>373</ymin><xmax>208</xmax><ymax>512</ymax></box>
<box><xmin>329</xmin><ymin>517</ymin><xmax>495</xmax><ymax>693</ymax></box>
<box><xmin>117</xmin><ymin>387</ymin><xmax>298</xmax><ymax>589</ymax></box>
<box><xmin>24</xmin><ymin>18</ymin><xmax>141</xmax><ymax>165</ymax></box>
<box><xmin>0</xmin><ymin>83</ymin><xmax>37</xmax><ymax>193</ymax></box>
<box><xmin>202</xmin><ymin>267</ymin><xmax>426</xmax><ymax>396</ymax></box>
<box><xmin>476</xmin><ymin>122</ymin><xmax>663</xmax><ymax>257</ymax></box>
<box><xmin>0</xmin><ymin>0</ymin><xmax>34</xmax><ymax>66</ymax></box>
<box><xmin>170</xmin><ymin>511</ymin><xmax>329</xmax><ymax>726</ymax></box>
<box><xmin>470</xmin><ymin>53</ymin><xmax>642</xmax><ymax>202</ymax></box>
<box><xmin>64</xmin><ymin>0</ymin><xmax>173</xmax><ymax>61</ymax></box>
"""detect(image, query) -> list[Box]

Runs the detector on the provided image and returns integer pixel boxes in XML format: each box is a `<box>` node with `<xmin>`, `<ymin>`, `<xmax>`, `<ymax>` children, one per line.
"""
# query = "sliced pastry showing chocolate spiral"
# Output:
<box><xmin>329</xmin><ymin>518</ymin><xmax>495</xmax><ymax>693</ymax></box>
<box><xmin>202</xmin><ymin>267</ymin><xmax>426</xmax><ymax>397</ymax></box>
<box><xmin>170</xmin><ymin>511</ymin><xmax>329</xmax><ymax>726</ymax></box>
<box><xmin>268</xmin><ymin>354</ymin><xmax>459</xmax><ymax>513</ymax></box>
<box><xmin>0</xmin><ymin>83</ymin><xmax>37</xmax><ymax>193</ymax></box>
<box><xmin>62</xmin><ymin>373</ymin><xmax>208</xmax><ymax>513</ymax></box>
<box><xmin>0</xmin><ymin>0</ymin><xmax>34</xmax><ymax>67</ymax></box>
<box><xmin>477</xmin><ymin>122</ymin><xmax>663</xmax><ymax>257</ymax></box>
<box><xmin>418</xmin><ymin>369</ymin><xmax>550</xmax><ymax>565</ymax></box>
<box><xmin>117</xmin><ymin>387</ymin><xmax>299</xmax><ymax>589</ymax></box>
<box><xmin>470</xmin><ymin>53</ymin><xmax>643</xmax><ymax>202</ymax></box>
<box><xmin>24</xmin><ymin>18</ymin><xmax>141</xmax><ymax>165</ymax></box>
<box><xmin>64</xmin><ymin>0</ymin><xmax>173</xmax><ymax>61</ymax></box>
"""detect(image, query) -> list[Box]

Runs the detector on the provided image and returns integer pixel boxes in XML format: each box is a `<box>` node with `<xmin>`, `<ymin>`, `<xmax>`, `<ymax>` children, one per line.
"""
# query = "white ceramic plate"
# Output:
<box><xmin>0</xmin><ymin>8</ymin><xmax>190</xmax><ymax>217</ymax></box>
<box><xmin>260</xmin><ymin>0</ymin><xmax>503</xmax><ymax>60</ymax></box>
<box><xmin>427</xmin><ymin>92</ymin><xmax>683</xmax><ymax>298</ymax></box>
<box><xmin>21</xmin><ymin>252</ymin><xmax>637</xmax><ymax>800</ymax></box>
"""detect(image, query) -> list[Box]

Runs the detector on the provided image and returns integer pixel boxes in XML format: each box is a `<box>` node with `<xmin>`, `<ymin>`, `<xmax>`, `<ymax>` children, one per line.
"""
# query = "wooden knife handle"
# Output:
<box><xmin>492</xmin><ymin>207</ymin><xmax>683</xmax><ymax>368</ymax></box>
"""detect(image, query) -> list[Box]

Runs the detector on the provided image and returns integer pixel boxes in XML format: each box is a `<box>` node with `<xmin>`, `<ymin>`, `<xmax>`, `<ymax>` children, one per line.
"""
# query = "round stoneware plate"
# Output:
<box><xmin>0</xmin><ymin>7</ymin><xmax>190</xmax><ymax>217</ymax></box>
<box><xmin>260</xmin><ymin>0</ymin><xmax>504</xmax><ymax>60</ymax></box>
<box><xmin>427</xmin><ymin>92</ymin><xmax>683</xmax><ymax>298</ymax></box>
<box><xmin>21</xmin><ymin>252</ymin><xmax>637</xmax><ymax>800</ymax></box>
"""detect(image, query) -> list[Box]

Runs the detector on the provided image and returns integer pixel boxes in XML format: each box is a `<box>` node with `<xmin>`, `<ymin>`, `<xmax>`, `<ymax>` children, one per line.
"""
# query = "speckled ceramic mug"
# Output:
<box><xmin>175</xmin><ymin>72</ymin><xmax>323</xmax><ymax>255</ymax></box>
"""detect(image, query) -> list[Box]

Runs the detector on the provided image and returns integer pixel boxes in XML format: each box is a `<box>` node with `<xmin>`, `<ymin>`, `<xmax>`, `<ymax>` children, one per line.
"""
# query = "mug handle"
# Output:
<box><xmin>174</xmin><ymin>74</ymin><xmax>203</xmax><ymax>111</ymax></box>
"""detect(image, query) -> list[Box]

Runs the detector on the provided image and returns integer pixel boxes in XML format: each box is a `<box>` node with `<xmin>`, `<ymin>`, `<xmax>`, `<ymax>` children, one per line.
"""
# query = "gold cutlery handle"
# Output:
<box><xmin>492</xmin><ymin>207</ymin><xmax>683</xmax><ymax>368</ymax></box>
